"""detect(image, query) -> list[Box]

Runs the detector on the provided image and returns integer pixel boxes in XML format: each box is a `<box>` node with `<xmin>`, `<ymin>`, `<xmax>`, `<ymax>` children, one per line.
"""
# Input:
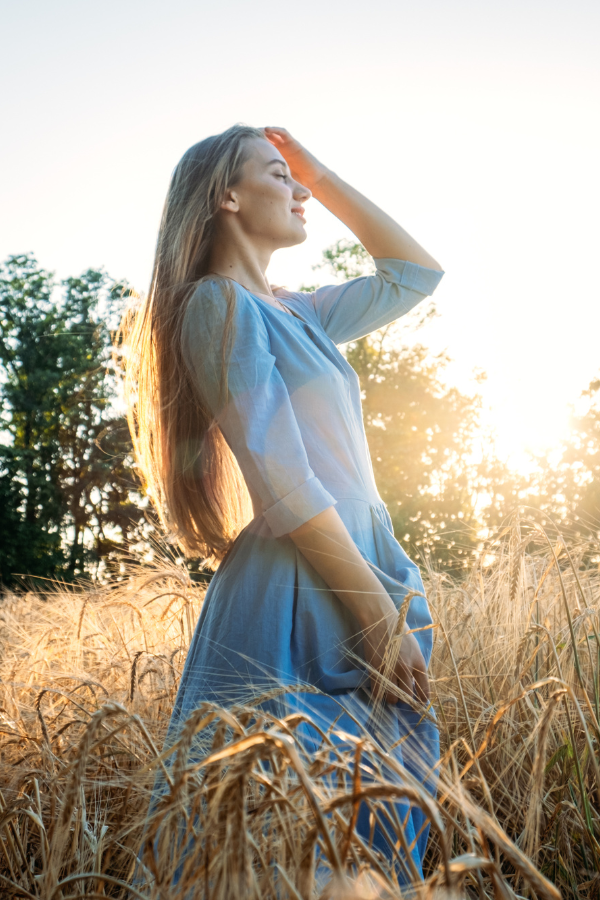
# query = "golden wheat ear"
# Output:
<box><xmin>0</xmin><ymin>530</ymin><xmax>591</xmax><ymax>899</ymax></box>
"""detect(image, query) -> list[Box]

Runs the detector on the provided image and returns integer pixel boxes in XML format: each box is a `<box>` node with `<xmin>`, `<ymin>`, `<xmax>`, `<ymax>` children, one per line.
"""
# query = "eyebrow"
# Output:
<box><xmin>267</xmin><ymin>158</ymin><xmax>289</xmax><ymax>170</ymax></box>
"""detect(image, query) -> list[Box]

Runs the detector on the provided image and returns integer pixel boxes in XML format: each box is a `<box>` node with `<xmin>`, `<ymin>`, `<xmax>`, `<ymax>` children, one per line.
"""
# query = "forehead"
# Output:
<box><xmin>245</xmin><ymin>136</ymin><xmax>286</xmax><ymax>168</ymax></box>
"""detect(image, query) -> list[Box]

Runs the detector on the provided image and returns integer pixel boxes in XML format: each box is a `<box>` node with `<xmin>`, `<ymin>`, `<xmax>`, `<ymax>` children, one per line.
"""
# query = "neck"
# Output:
<box><xmin>208</xmin><ymin>227</ymin><xmax>274</xmax><ymax>296</ymax></box>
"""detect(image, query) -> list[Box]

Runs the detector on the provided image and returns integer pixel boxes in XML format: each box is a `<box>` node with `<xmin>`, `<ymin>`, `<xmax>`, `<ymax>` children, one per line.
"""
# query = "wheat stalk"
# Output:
<box><xmin>0</xmin><ymin>539</ymin><xmax>598</xmax><ymax>897</ymax></box>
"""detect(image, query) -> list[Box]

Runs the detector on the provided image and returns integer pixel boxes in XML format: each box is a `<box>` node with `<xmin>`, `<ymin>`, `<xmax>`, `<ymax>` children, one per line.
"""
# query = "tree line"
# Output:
<box><xmin>0</xmin><ymin>254</ymin><xmax>146</xmax><ymax>585</ymax></box>
<box><xmin>305</xmin><ymin>241</ymin><xmax>600</xmax><ymax>566</ymax></box>
<box><xmin>0</xmin><ymin>248</ymin><xmax>598</xmax><ymax>587</ymax></box>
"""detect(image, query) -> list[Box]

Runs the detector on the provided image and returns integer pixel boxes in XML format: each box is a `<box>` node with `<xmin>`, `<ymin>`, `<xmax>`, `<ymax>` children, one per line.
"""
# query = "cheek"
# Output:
<box><xmin>259</xmin><ymin>188</ymin><xmax>292</xmax><ymax>223</ymax></box>
<box><xmin>263</xmin><ymin>180</ymin><xmax>292</xmax><ymax>205</ymax></box>
<box><xmin>242</xmin><ymin>181</ymin><xmax>292</xmax><ymax>228</ymax></box>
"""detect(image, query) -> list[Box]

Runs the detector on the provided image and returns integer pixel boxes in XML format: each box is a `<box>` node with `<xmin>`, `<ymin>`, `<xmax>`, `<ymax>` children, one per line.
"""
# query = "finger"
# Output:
<box><xmin>369</xmin><ymin>670</ymin><xmax>400</xmax><ymax>706</ymax></box>
<box><xmin>263</xmin><ymin>126</ymin><xmax>288</xmax><ymax>141</ymax></box>
<box><xmin>413</xmin><ymin>664</ymin><xmax>430</xmax><ymax>703</ymax></box>
<box><xmin>395</xmin><ymin>660</ymin><xmax>413</xmax><ymax>699</ymax></box>
<box><xmin>382</xmin><ymin>665</ymin><xmax>411</xmax><ymax>705</ymax></box>
<box><xmin>368</xmin><ymin>673</ymin><xmax>386</xmax><ymax>702</ymax></box>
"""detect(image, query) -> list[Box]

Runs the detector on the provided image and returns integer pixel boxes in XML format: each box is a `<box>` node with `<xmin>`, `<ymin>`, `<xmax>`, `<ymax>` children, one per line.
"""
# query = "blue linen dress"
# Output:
<box><xmin>171</xmin><ymin>257</ymin><xmax>444</xmax><ymax>878</ymax></box>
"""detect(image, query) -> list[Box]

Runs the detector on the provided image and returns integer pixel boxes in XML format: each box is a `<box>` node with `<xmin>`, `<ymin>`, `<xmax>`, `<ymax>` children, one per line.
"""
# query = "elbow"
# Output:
<box><xmin>425</xmin><ymin>255</ymin><xmax>443</xmax><ymax>273</ymax></box>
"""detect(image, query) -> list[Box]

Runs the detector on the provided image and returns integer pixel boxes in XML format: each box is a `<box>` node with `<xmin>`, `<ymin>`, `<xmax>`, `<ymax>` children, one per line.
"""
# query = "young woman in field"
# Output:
<box><xmin>126</xmin><ymin>124</ymin><xmax>444</xmax><ymax>878</ymax></box>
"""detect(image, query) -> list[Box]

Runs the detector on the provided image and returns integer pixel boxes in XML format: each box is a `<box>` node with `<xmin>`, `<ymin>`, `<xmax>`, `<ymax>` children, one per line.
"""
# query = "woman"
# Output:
<box><xmin>126</xmin><ymin>124</ymin><xmax>444</xmax><ymax>879</ymax></box>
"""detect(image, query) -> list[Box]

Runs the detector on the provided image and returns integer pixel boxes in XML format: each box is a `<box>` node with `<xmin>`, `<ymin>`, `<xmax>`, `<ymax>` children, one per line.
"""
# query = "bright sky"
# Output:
<box><xmin>2</xmin><ymin>0</ymin><xmax>599</xmax><ymax>468</ymax></box>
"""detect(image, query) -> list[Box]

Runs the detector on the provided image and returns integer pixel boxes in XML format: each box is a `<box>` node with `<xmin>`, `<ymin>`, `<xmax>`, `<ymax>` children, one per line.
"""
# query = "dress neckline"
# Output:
<box><xmin>247</xmin><ymin>289</ymin><xmax>304</xmax><ymax>322</ymax></box>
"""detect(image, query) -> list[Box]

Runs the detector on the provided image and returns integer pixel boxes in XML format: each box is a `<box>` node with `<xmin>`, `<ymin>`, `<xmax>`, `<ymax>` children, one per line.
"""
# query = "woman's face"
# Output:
<box><xmin>221</xmin><ymin>137</ymin><xmax>311</xmax><ymax>250</ymax></box>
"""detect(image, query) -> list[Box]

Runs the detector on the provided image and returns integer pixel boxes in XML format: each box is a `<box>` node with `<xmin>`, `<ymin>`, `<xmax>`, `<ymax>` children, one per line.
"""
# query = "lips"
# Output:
<box><xmin>291</xmin><ymin>206</ymin><xmax>306</xmax><ymax>221</ymax></box>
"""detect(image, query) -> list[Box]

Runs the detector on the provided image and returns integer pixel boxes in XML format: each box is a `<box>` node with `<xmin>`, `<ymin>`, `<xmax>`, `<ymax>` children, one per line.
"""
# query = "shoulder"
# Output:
<box><xmin>182</xmin><ymin>277</ymin><xmax>270</xmax><ymax>359</ymax></box>
<box><xmin>184</xmin><ymin>277</ymin><xmax>263</xmax><ymax>329</ymax></box>
<box><xmin>186</xmin><ymin>276</ymin><xmax>235</xmax><ymax>317</ymax></box>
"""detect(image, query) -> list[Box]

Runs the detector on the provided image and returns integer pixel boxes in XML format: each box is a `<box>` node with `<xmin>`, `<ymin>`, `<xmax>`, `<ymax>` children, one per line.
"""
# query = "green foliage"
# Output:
<box><xmin>314</xmin><ymin>241</ymin><xmax>600</xmax><ymax>565</ymax></box>
<box><xmin>311</xmin><ymin>240</ymin><xmax>482</xmax><ymax>570</ymax></box>
<box><xmin>0</xmin><ymin>254</ymin><xmax>145</xmax><ymax>586</ymax></box>
<box><xmin>3</xmin><ymin>242</ymin><xmax>596</xmax><ymax>585</ymax></box>
<box><xmin>358</xmin><ymin>340</ymin><xmax>482</xmax><ymax>567</ymax></box>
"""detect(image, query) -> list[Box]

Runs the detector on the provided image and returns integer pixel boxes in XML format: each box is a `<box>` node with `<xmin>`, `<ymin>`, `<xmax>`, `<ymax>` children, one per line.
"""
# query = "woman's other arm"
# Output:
<box><xmin>264</xmin><ymin>126</ymin><xmax>442</xmax><ymax>271</ymax></box>
<box><xmin>289</xmin><ymin>505</ymin><xmax>430</xmax><ymax>704</ymax></box>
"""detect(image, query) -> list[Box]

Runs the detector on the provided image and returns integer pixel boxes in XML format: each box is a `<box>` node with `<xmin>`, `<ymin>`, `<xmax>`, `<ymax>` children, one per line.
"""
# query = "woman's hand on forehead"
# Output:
<box><xmin>263</xmin><ymin>126</ymin><xmax>330</xmax><ymax>192</ymax></box>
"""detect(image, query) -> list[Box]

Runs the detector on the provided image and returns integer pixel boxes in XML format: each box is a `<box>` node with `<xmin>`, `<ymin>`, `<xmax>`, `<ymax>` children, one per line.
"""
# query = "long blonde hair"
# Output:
<box><xmin>122</xmin><ymin>124</ymin><xmax>264</xmax><ymax>563</ymax></box>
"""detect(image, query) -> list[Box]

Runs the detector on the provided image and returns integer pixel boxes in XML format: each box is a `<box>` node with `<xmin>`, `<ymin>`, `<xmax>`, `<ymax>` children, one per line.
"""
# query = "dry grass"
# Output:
<box><xmin>0</xmin><ymin>516</ymin><xmax>598</xmax><ymax>899</ymax></box>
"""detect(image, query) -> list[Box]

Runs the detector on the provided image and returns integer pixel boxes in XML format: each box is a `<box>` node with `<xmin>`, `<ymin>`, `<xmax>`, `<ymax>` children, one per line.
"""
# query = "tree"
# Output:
<box><xmin>0</xmin><ymin>255</ymin><xmax>69</xmax><ymax>582</ymax></box>
<box><xmin>525</xmin><ymin>377</ymin><xmax>600</xmax><ymax>547</ymax></box>
<box><xmin>567</xmin><ymin>378</ymin><xmax>600</xmax><ymax>538</ymax></box>
<box><xmin>305</xmin><ymin>241</ymin><xmax>484</xmax><ymax>570</ymax></box>
<box><xmin>52</xmin><ymin>270</ymin><xmax>146</xmax><ymax>578</ymax></box>
<box><xmin>0</xmin><ymin>254</ymin><xmax>144</xmax><ymax>586</ymax></box>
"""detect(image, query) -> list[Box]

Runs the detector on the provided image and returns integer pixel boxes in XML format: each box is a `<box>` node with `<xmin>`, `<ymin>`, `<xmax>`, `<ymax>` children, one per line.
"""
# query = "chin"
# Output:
<box><xmin>289</xmin><ymin>225</ymin><xmax>308</xmax><ymax>246</ymax></box>
<box><xmin>271</xmin><ymin>220</ymin><xmax>308</xmax><ymax>249</ymax></box>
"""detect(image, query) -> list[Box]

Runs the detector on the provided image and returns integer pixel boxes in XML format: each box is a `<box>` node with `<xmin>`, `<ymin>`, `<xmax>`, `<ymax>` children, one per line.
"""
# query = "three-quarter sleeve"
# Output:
<box><xmin>310</xmin><ymin>258</ymin><xmax>444</xmax><ymax>345</ymax></box>
<box><xmin>181</xmin><ymin>279</ymin><xmax>336</xmax><ymax>536</ymax></box>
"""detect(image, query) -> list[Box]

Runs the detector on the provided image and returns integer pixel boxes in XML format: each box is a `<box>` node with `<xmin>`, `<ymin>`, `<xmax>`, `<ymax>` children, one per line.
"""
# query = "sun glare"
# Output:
<box><xmin>485</xmin><ymin>401</ymin><xmax>572</xmax><ymax>474</ymax></box>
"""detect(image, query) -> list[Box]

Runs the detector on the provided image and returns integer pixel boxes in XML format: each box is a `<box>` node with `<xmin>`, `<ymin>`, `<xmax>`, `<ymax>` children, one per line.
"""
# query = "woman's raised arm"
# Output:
<box><xmin>264</xmin><ymin>126</ymin><xmax>442</xmax><ymax>271</ymax></box>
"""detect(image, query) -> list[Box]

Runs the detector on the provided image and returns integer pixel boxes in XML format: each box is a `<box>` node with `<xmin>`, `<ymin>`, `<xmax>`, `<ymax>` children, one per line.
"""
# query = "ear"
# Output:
<box><xmin>219</xmin><ymin>188</ymin><xmax>240</xmax><ymax>213</ymax></box>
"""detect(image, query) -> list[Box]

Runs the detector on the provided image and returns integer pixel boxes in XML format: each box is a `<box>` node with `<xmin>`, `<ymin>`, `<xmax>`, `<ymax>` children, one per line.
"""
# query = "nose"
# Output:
<box><xmin>293</xmin><ymin>180</ymin><xmax>312</xmax><ymax>202</ymax></box>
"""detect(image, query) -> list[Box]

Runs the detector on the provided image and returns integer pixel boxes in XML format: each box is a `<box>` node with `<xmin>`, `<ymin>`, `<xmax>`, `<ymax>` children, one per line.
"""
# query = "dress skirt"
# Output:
<box><xmin>158</xmin><ymin>498</ymin><xmax>439</xmax><ymax>882</ymax></box>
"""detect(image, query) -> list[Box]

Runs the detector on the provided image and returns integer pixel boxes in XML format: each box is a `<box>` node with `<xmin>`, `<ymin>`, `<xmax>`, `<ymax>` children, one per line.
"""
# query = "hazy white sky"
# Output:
<box><xmin>2</xmin><ymin>0</ymin><xmax>599</xmax><ymax>465</ymax></box>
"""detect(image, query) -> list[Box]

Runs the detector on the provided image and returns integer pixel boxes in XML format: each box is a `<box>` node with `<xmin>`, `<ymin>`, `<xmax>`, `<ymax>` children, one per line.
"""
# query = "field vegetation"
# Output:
<box><xmin>0</xmin><ymin>515</ymin><xmax>598</xmax><ymax>898</ymax></box>
<box><xmin>1</xmin><ymin>240</ymin><xmax>599</xmax><ymax>898</ymax></box>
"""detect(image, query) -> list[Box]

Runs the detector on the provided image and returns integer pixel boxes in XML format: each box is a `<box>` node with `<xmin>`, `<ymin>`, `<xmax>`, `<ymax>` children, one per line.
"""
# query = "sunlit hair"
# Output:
<box><xmin>121</xmin><ymin>124</ymin><xmax>264</xmax><ymax>564</ymax></box>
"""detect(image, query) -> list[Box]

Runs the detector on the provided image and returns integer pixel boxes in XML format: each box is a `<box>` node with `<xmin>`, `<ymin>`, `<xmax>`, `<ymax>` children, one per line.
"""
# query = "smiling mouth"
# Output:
<box><xmin>292</xmin><ymin>207</ymin><xmax>306</xmax><ymax>221</ymax></box>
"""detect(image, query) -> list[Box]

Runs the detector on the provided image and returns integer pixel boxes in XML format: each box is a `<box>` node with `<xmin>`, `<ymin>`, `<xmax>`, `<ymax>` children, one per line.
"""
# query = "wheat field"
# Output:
<box><xmin>0</xmin><ymin>515</ymin><xmax>598</xmax><ymax>899</ymax></box>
